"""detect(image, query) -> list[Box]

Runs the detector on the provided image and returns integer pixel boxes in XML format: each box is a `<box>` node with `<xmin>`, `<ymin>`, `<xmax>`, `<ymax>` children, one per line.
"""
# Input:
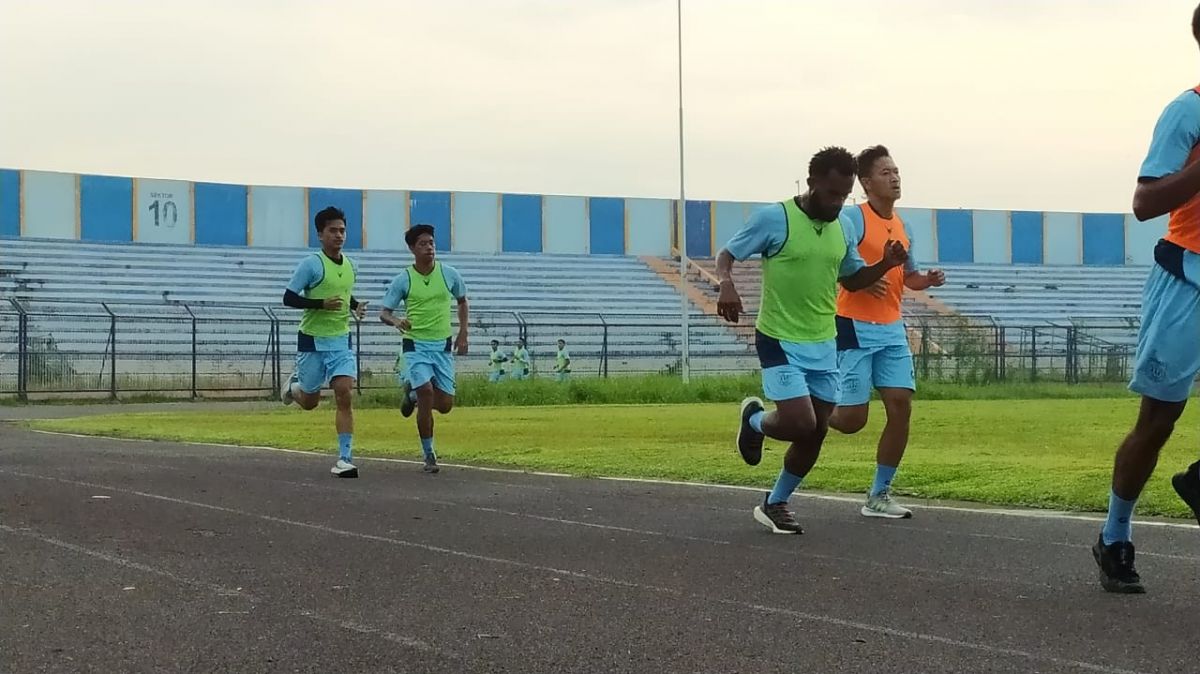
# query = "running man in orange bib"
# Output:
<box><xmin>829</xmin><ymin>146</ymin><xmax>945</xmax><ymax>519</ymax></box>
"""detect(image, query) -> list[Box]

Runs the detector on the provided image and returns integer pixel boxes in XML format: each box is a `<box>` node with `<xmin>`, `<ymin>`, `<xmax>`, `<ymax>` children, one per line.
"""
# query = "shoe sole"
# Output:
<box><xmin>401</xmin><ymin>382</ymin><xmax>415</xmax><ymax>418</ymax></box>
<box><xmin>1170</xmin><ymin>473</ymin><xmax>1200</xmax><ymax>526</ymax></box>
<box><xmin>331</xmin><ymin>468</ymin><xmax>359</xmax><ymax>479</ymax></box>
<box><xmin>861</xmin><ymin>506</ymin><xmax>913</xmax><ymax>519</ymax></box>
<box><xmin>1091</xmin><ymin>545</ymin><xmax>1145</xmax><ymax>594</ymax></box>
<box><xmin>737</xmin><ymin>397</ymin><xmax>765</xmax><ymax>466</ymax></box>
<box><xmin>423</xmin><ymin>466</ymin><xmax>440</xmax><ymax>474</ymax></box>
<box><xmin>753</xmin><ymin>505</ymin><xmax>801</xmax><ymax>535</ymax></box>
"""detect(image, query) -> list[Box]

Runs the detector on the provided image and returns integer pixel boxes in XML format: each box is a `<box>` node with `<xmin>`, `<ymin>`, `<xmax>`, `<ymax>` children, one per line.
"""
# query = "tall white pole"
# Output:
<box><xmin>677</xmin><ymin>0</ymin><xmax>691</xmax><ymax>384</ymax></box>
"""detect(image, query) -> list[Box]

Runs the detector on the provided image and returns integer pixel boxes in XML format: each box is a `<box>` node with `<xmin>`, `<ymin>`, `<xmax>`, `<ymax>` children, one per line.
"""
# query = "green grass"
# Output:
<box><xmin>3</xmin><ymin>374</ymin><xmax>1142</xmax><ymax>408</ymax></box>
<box><xmin>24</xmin><ymin>396</ymin><xmax>1200</xmax><ymax>519</ymax></box>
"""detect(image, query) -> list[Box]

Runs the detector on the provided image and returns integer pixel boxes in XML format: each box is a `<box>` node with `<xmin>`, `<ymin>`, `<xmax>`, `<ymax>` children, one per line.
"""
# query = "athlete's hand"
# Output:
<box><xmin>353</xmin><ymin>300</ymin><xmax>368</xmax><ymax>321</ymax></box>
<box><xmin>867</xmin><ymin>278</ymin><xmax>890</xmax><ymax>298</ymax></box>
<box><xmin>393</xmin><ymin>317</ymin><xmax>412</xmax><ymax>332</ymax></box>
<box><xmin>881</xmin><ymin>240</ymin><xmax>909</xmax><ymax>268</ymax></box>
<box><xmin>717</xmin><ymin>280</ymin><xmax>744</xmax><ymax>323</ymax></box>
<box><xmin>455</xmin><ymin>331</ymin><xmax>469</xmax><ymax>356</ymax></box>
<box><xmin>926</xmin><ymin>269</ymin><xmax>946</xmax><ymax>287</ymax></box>
<box><xmin>322</xmin><ymin>297</ymin><xmax>344</xmax><ymax>311</ymax></box>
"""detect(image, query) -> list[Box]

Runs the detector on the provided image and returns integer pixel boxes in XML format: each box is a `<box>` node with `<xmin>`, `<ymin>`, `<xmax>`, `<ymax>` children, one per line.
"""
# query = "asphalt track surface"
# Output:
<box><xmin>2</xmin><ymin>421</ymin><xmax>1199</xmax><ymax>674</ymax></box>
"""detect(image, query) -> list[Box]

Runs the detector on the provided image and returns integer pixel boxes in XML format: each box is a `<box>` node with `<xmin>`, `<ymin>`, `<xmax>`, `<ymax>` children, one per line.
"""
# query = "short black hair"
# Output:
<box><xmin>314</xmin><ymin>206</ymin><xmax>346</xmax><ymax>232</ymax></box>
<box><xmin>808</xmin><ymin>146</ymin><xmax>856</xmax><ymax>180</ymax></box>
<box><xmin>855</xmin><ymin>145</ymin><xmax>891</xmax><ymax>180</ymax></box>
<box><xmin>491</xmin><ymin>339</ymin><xmax>499</xmax><ymax>346</ymax></box>
<box><xmin>1193</xmin><ymin>2</ymin><xmax>1200</xmax><ymax>43</ymax></box>
<box><xmin>405</xmin><ymin>224</ymin><xmax>436</xmax><ymax>247</ymax></box>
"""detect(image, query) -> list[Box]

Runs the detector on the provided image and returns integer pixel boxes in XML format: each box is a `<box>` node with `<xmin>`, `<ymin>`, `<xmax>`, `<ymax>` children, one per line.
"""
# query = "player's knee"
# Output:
<box><xmin>435</xmin><ymin>397</ymin><xmax>454</xmax><ymax>414</ymax></box>
<box><xmin>298</xmin><ymin>396</ymin><xmax>320</xmax><ymax>411</ymax></box>
<box><xmin>832</xmin><ymin>407</ymin><xmax>868</xmax><ymax>434</ymax></box>
<box><xmin>778</xmin><ymin>414</ymin><xmax>817</xmax><ymax>441</ymax></box>
<box><xmin>415</xmin><ymin>383</ymin><xmax>435</xmax><ymax>402</ymax></box>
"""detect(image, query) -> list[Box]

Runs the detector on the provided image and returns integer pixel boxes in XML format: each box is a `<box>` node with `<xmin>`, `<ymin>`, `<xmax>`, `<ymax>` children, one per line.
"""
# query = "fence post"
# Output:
<box><xmin>101</xmin><ymin>303</ymin><xmax>117</xmax><ymax>399</ymax></box>
<box><xmin>1066</xmin><ymin>326</ymin><xmax>1077</xmax><ymax>384</ymax></box>
<box><xmin>598</xmin><ymin>314</ymin><xmax>609</xmax><ymax>378</ymax></box>
<box><xmin>11</xmin><ymin>299</ymin><xmax>27</xmax><ymax>401</ymax></box>
<box><xmin>998</xmin><ymin>326</ymin><xmax>1007</xmax><ymax>382</ymax></box>
<box><xmin>183</xmin><ymin>304</ymin><xmax>198</xmax><ymax>399</ymax></box>
<box><xmin>264</xmin><ymin>307</ymin><xmax>280</xmax><ymax>400</ymax></box>
<box><xmin>1030</xmin><ymin>327</ymin><xmax>1038</xmax><ymax>382</ymax></box>
<box><xmin>920</xmin><ymin>324</ymin><xmax>930</xmax><ymax>380</ymax></box>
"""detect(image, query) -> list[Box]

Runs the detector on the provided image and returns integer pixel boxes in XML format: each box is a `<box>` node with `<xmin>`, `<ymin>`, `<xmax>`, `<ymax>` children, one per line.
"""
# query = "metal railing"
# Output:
<box><xmin>0</xmin><ymin>299</ymin><xmax>1142</xmax><ymax>399</ymax></box>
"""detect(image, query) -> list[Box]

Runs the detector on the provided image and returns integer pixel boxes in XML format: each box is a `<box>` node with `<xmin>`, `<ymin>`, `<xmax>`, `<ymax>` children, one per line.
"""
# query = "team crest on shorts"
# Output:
<box><xmin>1140</xmin><ymin>355</ymin><xmax>1167</xmax><ymax>383</ymax></box>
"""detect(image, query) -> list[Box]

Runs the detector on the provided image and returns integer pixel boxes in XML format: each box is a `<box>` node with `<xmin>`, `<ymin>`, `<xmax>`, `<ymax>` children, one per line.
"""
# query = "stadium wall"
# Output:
<box><xmin>0</xmin><ymin>168</ymin><xmax>1170</xmax><ymax>264</ymax></box>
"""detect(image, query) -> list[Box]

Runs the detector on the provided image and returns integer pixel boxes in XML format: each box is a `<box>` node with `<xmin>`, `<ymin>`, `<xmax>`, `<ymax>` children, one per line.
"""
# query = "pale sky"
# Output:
<box><xmin>2</xmin><ymin>0</ymin><xmax>1199</xmax><ymax>213</ymax></box>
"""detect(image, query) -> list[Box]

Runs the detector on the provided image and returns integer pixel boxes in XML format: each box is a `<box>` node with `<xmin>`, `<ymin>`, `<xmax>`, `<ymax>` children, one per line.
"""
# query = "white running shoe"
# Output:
<box><xmin>331</xmin><ymin>459</ymin><xmax>358</xmax><ymax>478</ymax></box>
<box><xmin>281</xmin><ymin>372</ymin><xmax>298</xmax><ymax>406</ymax></box>
<box><xmin>861</xmin><ymin>490</ymin><xmax>912</xmax><ymax>519</ymax></box>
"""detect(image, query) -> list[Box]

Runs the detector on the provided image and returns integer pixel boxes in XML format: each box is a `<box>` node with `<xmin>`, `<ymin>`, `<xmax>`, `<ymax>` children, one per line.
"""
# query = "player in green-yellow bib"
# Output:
<box><xmin>716</xmin><ymin>147</ymin><xmax>908</xmax><ymax>535</ymax></box>
<box><xmin>380</xmin><ymin>224</ymin><xmax>469</xmax><ymax>474</ymax></box>
<box><xmin>281</xmin><ymin>206</ymin><xmax>368</xmax><ymax>479</ymax></box>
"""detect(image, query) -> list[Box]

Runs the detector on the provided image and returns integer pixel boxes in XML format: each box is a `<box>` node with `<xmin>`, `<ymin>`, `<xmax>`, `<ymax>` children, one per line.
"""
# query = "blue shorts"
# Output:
<box><xmin>296</xmin><ymin>350</ymin><xmax>357</xmax><ymax>394</ymax></box>
<box><xmin>837</xmin><ymin>344</ymin><xmax>916</xmax><ymax>406</ymax></box>
<box><xmin>755</xmin><ymin>331</ymin><xmax>840</xmax><ymax>403</ymax></box>
<box><xmin>404</xmin><ymin>338</ymin><xmax>457</xmax><ymax>396</ymax></box>
<box><xmin>1130</xmin><ymin>252</ymin><xmax>1200</xmax><ymax>402</ymax></box>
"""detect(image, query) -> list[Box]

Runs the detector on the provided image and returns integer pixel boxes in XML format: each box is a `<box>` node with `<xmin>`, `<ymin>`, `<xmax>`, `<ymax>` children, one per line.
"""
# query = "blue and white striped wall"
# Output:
<box><xmin>0</xmin><ymin>168</ymin><xmax>1170</xmax><ymax>264</ymax></box>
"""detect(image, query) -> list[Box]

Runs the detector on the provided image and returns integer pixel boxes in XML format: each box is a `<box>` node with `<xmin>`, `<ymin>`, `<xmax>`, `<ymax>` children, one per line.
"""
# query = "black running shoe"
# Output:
<box><xmin>422</xmin><ymin>454</ymin><xmax>440</xmax><ymax>474</ymax></box>
<box><xmin>1092</xmin><ymin>534</ymin><xmax>1145</xmax><ymax>594</ymax></box>
<box><xmin>1171</xmin><ymin>462</ymin><xmax>1200</xmax><ymax>527</ymax></box>
<box><xmin>737</xmin><ymin>397</ymin><xmax>766</xmax><ymax>466</ymax></box>
<box><xmin>400</xmin><ymin>381</ymin><xmax>416</xmax><ymax>418</ymax></box>
<box><xmin>753</xmin><ymin>493</ymin><xmax>803</xmax><ymax>535</ymax></box>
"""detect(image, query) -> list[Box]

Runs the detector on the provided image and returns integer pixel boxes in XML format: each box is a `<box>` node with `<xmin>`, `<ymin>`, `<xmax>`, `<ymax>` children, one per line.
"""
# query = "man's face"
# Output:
<box><xmin>319</xmin><ymin>219</ymin><xmax>346</xmax><ymax>252</ymax></box>
<box><xmin>861</xmin><ymin>156</ymin><xmax>901</xmax><ymax>201</ymax></box>
<box><xmin>557</xmin><ymin>341</ymin><xmax>565</xmax><ymax>349</ymax></box>
<box><xmin>409</xmin><ymin>233</ymin><xmax>435</xmax><ymax>262</ymax></box>
<box><xmin>807</xmin><ymin>171</ymin><xmax>856</xmax><ymax>222</ymax></box>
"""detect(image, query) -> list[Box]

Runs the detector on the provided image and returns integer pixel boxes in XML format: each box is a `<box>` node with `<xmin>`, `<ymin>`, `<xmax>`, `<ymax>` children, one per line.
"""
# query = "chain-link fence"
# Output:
<box><xmin>0</xmin><ymin>299</ymin><xmax>1141</xmax><ymax>399</ymax></box>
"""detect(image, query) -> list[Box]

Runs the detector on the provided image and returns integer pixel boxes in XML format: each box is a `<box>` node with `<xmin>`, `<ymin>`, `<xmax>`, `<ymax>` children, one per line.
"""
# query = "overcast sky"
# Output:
<box><xmin>2</xmin><ymin>0</ymin><xmax>1199</xmax><ymax>212</ymax></box>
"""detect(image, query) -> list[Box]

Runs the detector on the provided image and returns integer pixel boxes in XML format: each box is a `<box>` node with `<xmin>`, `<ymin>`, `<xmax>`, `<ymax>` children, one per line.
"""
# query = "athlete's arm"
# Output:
<box><xmin>283</xmin><ymin>289</ymin><xmax>323</xmax><ymax>310</ymax></box>
<box><xmin>454</xmin><ymin>297</ymin><xmax>469</xmax><ymax>356</ymax></box>
<box><xmin>715</xmin><ymin>248</ymin><xmax>744</xmax><ymax>323</ymax></box>
<box><xmin>1133</xmin><ymin>94</ymin><xmax>1200</xmax><ymax>221</ymax></box>
<box><xmin>378</xmin><ymin>274</ymin><xmax>410</xmax><ymax>331</ymax></box>
<box><xmin>1133</xmin><ymin>166</ymin><xmax>1200</xmax><ymax>221</ymax></box>
<box><xmin>904</xmin><ymin>269</ymin><xmax>945</xmax><ymax>291</ymax></box>
<box><xmin>840</xmin><ymin>240</ymin><xmax>908</xmax><ymax>291</ymax></box>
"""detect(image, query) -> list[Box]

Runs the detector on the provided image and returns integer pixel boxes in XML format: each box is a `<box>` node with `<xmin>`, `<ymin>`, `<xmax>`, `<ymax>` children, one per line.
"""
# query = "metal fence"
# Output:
<box><xmin>0</xmin><ymin>298</ymin><xmax>1141</xmax><ymax>399</ymax></box>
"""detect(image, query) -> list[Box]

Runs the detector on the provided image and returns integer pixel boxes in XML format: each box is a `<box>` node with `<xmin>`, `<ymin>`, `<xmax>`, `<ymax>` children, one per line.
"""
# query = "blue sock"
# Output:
<box><xmin>420</xmin><ymin>437</ymin><xmax>435</xmax><ymax>460</ymax></box>
<box><xmin>749</xmin><ymin>410</ymin><xmax>765</xmax><ymax>434</ymax></box>
<box><xmin>871</xmin><ymin>464</ymin><xmax>898</xmax><ymax>496</ymax></box>
<box><xmin>337</xmin><ymin>433</ymin><xmax>352</xmax><ymax>462</ymax></box>
<box><xmin>408</xmin><ymin>390</ymin><xmax>417</xmax><ymax>403</ymax></box>
<box><xmin>767</xmin><ymin>468</ymin><xmax>803</xmax><ymax>505</ymax></box>
<box><xmin>1102</xmin><ymin>491</ymin><xmax>1136</xmax><ymax>545</ymax></box>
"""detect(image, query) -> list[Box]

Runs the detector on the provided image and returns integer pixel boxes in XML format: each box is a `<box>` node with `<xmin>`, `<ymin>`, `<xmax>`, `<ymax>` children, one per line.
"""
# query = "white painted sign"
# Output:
<box><xmin>136</xmin><ymin>178</ymin><xmax>191</xmax><ymax>244</ymax></box>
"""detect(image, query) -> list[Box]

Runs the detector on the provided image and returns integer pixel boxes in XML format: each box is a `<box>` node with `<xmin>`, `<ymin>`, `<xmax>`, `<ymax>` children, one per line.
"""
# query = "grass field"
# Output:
<box><xmin>25</xmin><ymin>395</ymin><xmax>1200</xmax><ymax>519</ymax></box>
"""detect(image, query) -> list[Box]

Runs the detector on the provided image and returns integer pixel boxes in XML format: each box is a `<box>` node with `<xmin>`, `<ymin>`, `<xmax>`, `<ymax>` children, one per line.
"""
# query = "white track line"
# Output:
<box><xmin>0</xmin><ymin>522</ymin><xmax>452</xmax><ymax>658</ymax></box>
<box><xmin>0</xmin><ymin>468</ymin><xmax>1148</xmax><ymax>674</ymax></box>
<box><xmin>21</xmin><ymin>428</ymin><xmax>1200</xmax><ymax>531</ymax></box>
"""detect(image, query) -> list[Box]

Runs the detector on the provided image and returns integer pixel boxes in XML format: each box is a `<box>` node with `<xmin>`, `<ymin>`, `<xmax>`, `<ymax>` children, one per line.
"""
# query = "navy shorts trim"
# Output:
<box><xmin>834</xmin><ymin>315</ymin><xmax>860</xmax><ymax>351</ymax></box>
<box><xmin>755</xmin><ymin>331</ymin><xmax>788</xmax><ymax>369</ymax></box>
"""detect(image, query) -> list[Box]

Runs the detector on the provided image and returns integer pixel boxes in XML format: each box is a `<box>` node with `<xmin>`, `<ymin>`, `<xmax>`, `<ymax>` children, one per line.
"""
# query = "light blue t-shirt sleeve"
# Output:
<box><xmin>285</xmin><ymin>255</ymin><xmax>323</xmax><ymax>294</ymax></box>
<box><xmin>381</xmin><ymin>272</ymin><xmax>410</xmax><ymax>311</ymax></box>
<box><xmin>839</xmin><ymin>205</ymin><xmax>865</xmax><ymax>245</ymax></box>
<box><xmin>1140</xmin><ymin>91</ymin><xmax>1200</xmax><ymax>180</ymax></box>
<box><xmin>838</xmin><ymin>213</ymin><xmax>867</xmax><ymax>278</ymax></box>
<box><xmin>723</xmin><ymin>204</ymin><xmax>788</xmax><ymax>260</ymax></box>
<box><xmin>442</xmin><ymin>265</ymin><xmax>468</xmax><ymax>299</ymax></box>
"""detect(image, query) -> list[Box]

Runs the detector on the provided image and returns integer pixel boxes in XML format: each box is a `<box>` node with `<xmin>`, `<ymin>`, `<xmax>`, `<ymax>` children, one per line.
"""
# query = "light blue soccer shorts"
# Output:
<box><xmin>1129</xmin><ymin>243</ymin><xmax>1200</xmax><ymax>403</ymax></box>
<box><xmin>404</xmin><ymin>337</ymin><xmax>457</xmax><ymax>397</ymax></box>
<box><xmin>755</xmin><ymin>330</ymin><xmax>840</xmax><ymax>403</ymax></box>
<box><xmin>296</xmin><ymin>350</ymin><xmax>358</xmax><ymax>394</ymax></box>
<box><xmin>836</xmin><ymin>345</ymin><xmax>916</xmax><ymax>406</ymax></box>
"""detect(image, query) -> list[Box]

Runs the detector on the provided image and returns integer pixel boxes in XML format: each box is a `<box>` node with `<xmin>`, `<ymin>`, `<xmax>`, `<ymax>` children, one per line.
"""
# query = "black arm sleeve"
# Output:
<box><xmin>350</xmin><ymin>296</ymin><xmax>361</xmax><ymax>311</ymax></box>
<box><xmin>283</xmin><ymin>289</ymin><xmax>323</xmax><ymax>310</ymax></box>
